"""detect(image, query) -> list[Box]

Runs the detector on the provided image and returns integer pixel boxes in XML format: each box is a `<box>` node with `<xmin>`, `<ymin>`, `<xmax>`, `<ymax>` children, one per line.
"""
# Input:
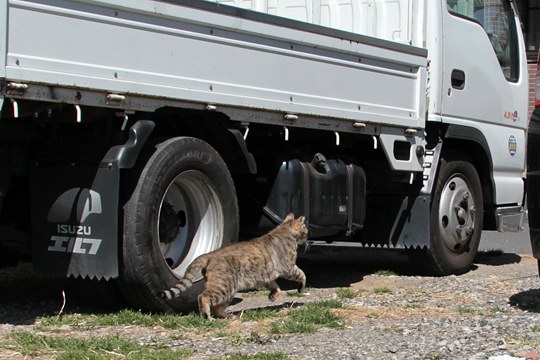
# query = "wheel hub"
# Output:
<box><xmin>157</xmin><ymin>170</ymin><xmax>224</xmax><ymax>278</ymax></box>
<box><xmin>439</xmin><ymin>177</ymin><xmax>476</xmax><ymax>252</ymax></box>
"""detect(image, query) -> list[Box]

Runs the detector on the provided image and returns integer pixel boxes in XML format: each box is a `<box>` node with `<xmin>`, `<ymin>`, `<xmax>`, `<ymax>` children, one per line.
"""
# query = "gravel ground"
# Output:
<box><xmin>1</xmin><ymin>246</ymin><xmax>540</xmax><ymax>359</ymax></box>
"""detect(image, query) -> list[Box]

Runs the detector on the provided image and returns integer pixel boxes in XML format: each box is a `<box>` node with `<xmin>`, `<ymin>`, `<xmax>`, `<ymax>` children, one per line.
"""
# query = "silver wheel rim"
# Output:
<box><xmin>157</xmin><ymin>170</ymin><xmax>224</xmax><ymax>278</ymax></box>
<box><xmin>438</xmin><ymin>174</ymin><xmax>476</xmax><ymax>253</ymax></box>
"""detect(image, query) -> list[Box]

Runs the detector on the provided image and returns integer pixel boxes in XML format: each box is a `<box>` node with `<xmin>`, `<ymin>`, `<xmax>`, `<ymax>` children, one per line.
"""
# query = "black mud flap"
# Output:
<box><xmin>31</xmin><ymin>166</ymin><xmax>120</xmax><ymax>279</ymax></box>
<box><xmin>31</xmin><ymin>120</ymin><xmax>155</xmax><ymax>280</ymax></box>
<box><xmin>528</xmin><ymin>112</ymin><xmax>540</xmax><ymax>260</ymax></box>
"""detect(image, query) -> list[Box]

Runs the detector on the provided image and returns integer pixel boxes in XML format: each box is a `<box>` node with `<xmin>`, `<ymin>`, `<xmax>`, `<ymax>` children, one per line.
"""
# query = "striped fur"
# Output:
<box><xmin>160</xmin><ymin>213</ymin><xmax>308</xmax><ymax>319</ymax></box>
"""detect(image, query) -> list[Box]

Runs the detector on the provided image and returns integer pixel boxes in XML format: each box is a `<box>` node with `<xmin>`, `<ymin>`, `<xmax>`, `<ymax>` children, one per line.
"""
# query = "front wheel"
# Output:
<box><xmin>119</xmin><ymin>137</ymin><xmax>239</xmax><ymax>311</ymax></box>
<box><xmin>411</xmin><ymin>157</ymin><xmax>483</xmax><ymax>276</ymax></box>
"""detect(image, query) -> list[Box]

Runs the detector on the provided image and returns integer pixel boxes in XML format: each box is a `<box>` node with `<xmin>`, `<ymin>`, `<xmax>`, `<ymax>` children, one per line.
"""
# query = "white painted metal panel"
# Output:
<box><xmin>0</xmin><ymin>0</ymin><xmax>6</xmax><ymax>79</ymax></box>
<box><xmin>5</xmin><ymin>0</ymin><xmax>427</xmax><ymax>129</ymax></box>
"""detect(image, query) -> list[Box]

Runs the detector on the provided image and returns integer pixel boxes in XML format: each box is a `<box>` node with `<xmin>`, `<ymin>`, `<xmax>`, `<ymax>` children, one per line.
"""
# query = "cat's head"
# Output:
<box><xmin>283</xmin><ymin>213</ymin><xmax>309</xmax><ymax>244</ymax></box>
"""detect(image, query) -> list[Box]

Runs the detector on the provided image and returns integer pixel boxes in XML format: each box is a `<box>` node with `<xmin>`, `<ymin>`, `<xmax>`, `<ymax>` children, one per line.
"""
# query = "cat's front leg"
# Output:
<box><xmin>284</xmin><ymin>265</ymin><xmax>306</xmax><ymax>293</ymax></box>
<box><xmin>266</xmin><ymin>280</ymin><xmax>281</xmax><ymax>301</ymax></box>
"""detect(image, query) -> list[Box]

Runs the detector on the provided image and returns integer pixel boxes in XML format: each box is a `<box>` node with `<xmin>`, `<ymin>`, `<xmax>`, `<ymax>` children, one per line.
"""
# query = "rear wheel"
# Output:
<box><xmin>412</xmin><ymin>156</ymin><xmax>483</xmax><ymax>275</ymax></box>
<box><xmin>119</xmin><ymin>137</ymin><xmax>238</xmax><ymax>311</ymax></box>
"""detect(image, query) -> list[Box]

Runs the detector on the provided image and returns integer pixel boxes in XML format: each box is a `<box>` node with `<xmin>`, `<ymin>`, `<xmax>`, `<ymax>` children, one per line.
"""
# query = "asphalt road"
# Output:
<box><xmin>480</xmin><ymin>217</ymin><xmax>533</xmax><ymax>255</ymax></box>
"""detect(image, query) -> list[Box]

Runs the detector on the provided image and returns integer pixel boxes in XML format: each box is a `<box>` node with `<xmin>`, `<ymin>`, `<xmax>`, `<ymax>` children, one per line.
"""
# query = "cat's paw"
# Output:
<box><xmin>215</xmin><ymin>313</ymin><xmax>235</xmax><ymax>320</ymax></box>
<box><xmin>268</xmin><ymin>289</ymin><xmax>281</xmax><ymax>302</ymax></box>
<box><xmin>297</xmin><ymin>285</ymin><xmax>309</xmax><ymax>296</ymax></box>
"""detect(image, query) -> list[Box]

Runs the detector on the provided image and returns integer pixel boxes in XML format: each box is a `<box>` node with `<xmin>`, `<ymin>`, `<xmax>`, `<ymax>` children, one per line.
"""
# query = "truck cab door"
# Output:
<box><xmin>439</xmin><ymin>0</ymin><xmax>528</xmax><ymax>206</ymax></box>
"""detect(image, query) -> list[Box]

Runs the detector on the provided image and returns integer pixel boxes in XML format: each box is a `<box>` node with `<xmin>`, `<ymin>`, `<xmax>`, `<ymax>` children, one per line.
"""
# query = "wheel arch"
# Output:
<box><xmin>441</xmin><ymin>124</ymin><xmax>497</xmax><ymax>230</ymax></box>
<box><xmin>148</xmin><ymin>107</ymin><xmax>256</xmax><ymax>175</ymax></box>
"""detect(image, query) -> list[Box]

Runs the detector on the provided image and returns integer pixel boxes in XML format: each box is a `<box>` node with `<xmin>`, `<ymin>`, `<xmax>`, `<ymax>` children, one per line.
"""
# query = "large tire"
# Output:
<box><xmin>412</xmin><ymin>156</ymin><xmax>483</xmax><ymax>275</ymax></box>
<box><xmin>119</xmin><ymin>137</ymin><xmax>238</xmax><ymax>312</ymax></box>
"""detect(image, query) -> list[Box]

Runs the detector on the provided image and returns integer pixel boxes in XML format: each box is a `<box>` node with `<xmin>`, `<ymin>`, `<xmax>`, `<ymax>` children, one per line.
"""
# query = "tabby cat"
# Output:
<box><xmin>160</xmin><ymin>213</ymin><xmax>308</xmax><ymax>319</ymax></box>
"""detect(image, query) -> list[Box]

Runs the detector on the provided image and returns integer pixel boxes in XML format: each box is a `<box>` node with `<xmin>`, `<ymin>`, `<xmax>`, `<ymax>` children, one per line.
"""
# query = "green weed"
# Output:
<box><xmin>335</xmin><ymin>288</ymin><xmax>357</xmax><ymax>299</ymax></box>
<box><xmin>374</xmin><ymin>270</ymin><xmax>396</xmax><ymax>276</ymax></box>
<box><xmin>3</xmin><ymin>332</ymin><xmax>192</xmax><ymax>360</ymax></box>
<box><xmin>223</xmin><ymin>353</ymin><xmax>289</xmax><ymax>360</ymax></box>
<box><xmin>39</xmin><ymin>309</ymin><xmax>226</xmax><ymax>331</ymax></box>
<box><xmin>269</xmin><ymin>300</ymin><xmax>345</xmax><ymax>334</ymax></box>
<box><xmin>373</xmin><ymin>287</ymin><xmax>393</xmax><ymax>295</ymax></box>
<box><xmin>456</xmin><ymin>306</ymin><xmax>480</xmax><ymax>315</ymax></box>
<box><xmin>240</xmin><ymin>308</ymin><xmax>279</xmax><ymax>322</ymax></box>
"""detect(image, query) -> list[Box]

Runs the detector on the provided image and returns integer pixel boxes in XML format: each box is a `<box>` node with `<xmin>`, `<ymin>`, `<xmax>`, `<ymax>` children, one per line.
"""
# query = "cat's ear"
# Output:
<box><xmin>297</xmin><ymin>216</ymin><xmax>305</xmax><ymax>224</ymax></box>
<box><xmin>284</xmin><ymin>213</ymin><xmax>295</xmax><ymax>222</ymax></box>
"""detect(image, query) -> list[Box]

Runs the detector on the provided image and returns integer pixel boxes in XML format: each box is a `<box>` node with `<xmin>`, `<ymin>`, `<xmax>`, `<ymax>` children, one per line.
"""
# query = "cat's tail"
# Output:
<box><xmin>159</xmin><ymin>255</ymin><xmax>210</xmax><ymax>300</ymax></box>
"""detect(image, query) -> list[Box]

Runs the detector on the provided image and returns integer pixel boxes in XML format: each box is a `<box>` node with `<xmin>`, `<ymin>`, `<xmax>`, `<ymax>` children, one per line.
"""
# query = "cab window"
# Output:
<box><xmin>447</xmin><ymin>0</ymin><xmax>520</xmax><ymax>82</ymax></box>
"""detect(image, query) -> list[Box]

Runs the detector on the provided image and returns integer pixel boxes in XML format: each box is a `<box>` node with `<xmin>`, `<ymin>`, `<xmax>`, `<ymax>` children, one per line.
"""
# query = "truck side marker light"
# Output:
<box><xmin>75</xmin><ymin>105</ymin><xmax>82</xmax><ymax>123</ymax></box>
<box><xmin>206</xmin><ymin>104</ymin><xmax>217</xmax><ymax>111</ymax></box>
<box><xmin>121</xmin><ymin>114</ymin><xmax>129</xmax><ymax>131</ymax></box>
<box><xmin>405</xmin><ymin>128</ymin><xmax>417</xmax><ymax>135</ymax></box>
<box><xmin>9</xmin><ymin>98</ymin><xmax>18</xmax><ymax>118</ymax></box>
<box><xmin>353</xmin><ymin>122</ymin><xmax>366</xmax><ymax>128</ymax></box>
<box><xmin>106</xmin><ymin>93</ymin><xmax>126</xmax><ymax>103</ymax></box>
<box><xmin>284</xmin><ymin>114</ymin><xmax>298</xmax><ymax>121</ymax></box>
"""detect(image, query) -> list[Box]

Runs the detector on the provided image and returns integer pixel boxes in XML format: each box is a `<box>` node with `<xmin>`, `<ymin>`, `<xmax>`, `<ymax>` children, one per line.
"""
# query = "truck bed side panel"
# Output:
<box><xmin>5</xmin><ymin>0</ymin><xmax>427</xmax><ymax>129</ymax></box>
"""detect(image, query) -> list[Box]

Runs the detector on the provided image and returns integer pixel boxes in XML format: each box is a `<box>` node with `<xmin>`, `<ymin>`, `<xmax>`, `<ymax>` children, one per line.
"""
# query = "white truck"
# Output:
<box><xmin>0</xmin><ymin>0</ymin><xmax>528</xmax><ymax>311</ymax></box>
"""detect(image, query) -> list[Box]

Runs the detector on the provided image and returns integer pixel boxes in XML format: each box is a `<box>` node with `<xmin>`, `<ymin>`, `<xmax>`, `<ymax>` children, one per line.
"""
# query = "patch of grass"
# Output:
<box><xmin>532</xmin><ymin>325</ymin><xmax>540</xmax><ymax>332</ymax></box>
<box><xmin>456</xmin><ymin>306</ymin><xmax>481</xmax><ymax>315</ymax></box>
<box><xmin>380</xmin><ymin>326</ymin><xmax>404</xmax><ymax>334</ymax></box>
<box><xmin>4</xmin><ymin>332</ymin><xmax>192</xmax><ymax>360</ymax></box>
<box><xmin>223</xmin><ymin>353</ymin><xmax>289</xmax><ymax>360</ymax></box>
<box><xmin>373</xmin><ymin>287</ymin><xmax>393</xmax><ymax>295</ymax></box>
<box><xmin>336</xmin><ymin>288</ymin><xmax>357</xmax><ymax>299</ymax></box>
<box><xmin>404</xmin><ymin>303</ymin><xmax>423</xmax><ymax>309</ymax></box>
<box><xmin>216</xmin><ymin>332</ymin><xmax>247</xmax><ymax>346</ymax></box>
<box><xmin>374</xmin><ymin>269</ymin><xmax>396</xmax><ymax>276</ymax></box>
<box><xmin>39</xmin><ymin>309</ymin><xmax>226</xmax><ymax>331</ymax></box>
<box><xmin>269</xmin><ymin>300</ymin><xmax>345</xmax><ymax>334</ymax></box>
<box><xmin>240</xmin><ymin>308</ymin><xmax>279</xmax><ymax>322</ymax></box>
<box><xmin>242</xmin><ymin>288</ymin><xmax>269</xmax><ymax>297</ymax></box>
<box><xmin>505</xmin><ymin>335</ymin><xmax>540</xmax><ymax>349</ymax></box>
<box><xmin>285</xmin><ymin>288</ymin><xmax>310</xmax><ymax>297</ymax></box>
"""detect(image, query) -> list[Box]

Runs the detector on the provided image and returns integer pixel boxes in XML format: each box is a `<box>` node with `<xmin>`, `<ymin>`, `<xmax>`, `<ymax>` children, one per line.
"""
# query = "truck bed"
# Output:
<box><xmin>1</xmin><ymin>0</ymin><xmax>427</xmax><ymax>131</ymax></box>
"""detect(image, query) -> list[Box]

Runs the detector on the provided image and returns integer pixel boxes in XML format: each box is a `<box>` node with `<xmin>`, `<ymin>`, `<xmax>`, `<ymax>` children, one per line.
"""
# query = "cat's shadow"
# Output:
<box><xmin>231</xmin><ymin>300</ymin><xmax>304</xmax><ymax>316</ymax></box>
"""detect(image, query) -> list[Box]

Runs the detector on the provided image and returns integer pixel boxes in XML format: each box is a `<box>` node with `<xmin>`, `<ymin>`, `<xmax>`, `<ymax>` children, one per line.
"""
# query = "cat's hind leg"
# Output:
<box><xmin>212</xmin><ymin>299</ymin><xmax>234</xmax><ymax>319</ymax></box>
<box><xmin>266</xmin><ymin>280</ymin><xmax>281</xmax><ymax>301</ymax></box>
<box><xmin>198</xmin><ymin>292</ymin><xmax>212</xmax><ymax>320</ymax></box>
<box><xmin>283</xmin><ymin>265</ymin><xmax>306</xmax><ymax>293</ymax></box>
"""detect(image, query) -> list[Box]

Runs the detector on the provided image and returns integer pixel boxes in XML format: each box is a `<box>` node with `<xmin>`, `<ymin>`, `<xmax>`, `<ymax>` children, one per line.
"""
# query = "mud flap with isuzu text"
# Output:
<box><xmin>30</xmin><ymin>120</ymin><xmax>155</xmax><ymax>279</ymax></box>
